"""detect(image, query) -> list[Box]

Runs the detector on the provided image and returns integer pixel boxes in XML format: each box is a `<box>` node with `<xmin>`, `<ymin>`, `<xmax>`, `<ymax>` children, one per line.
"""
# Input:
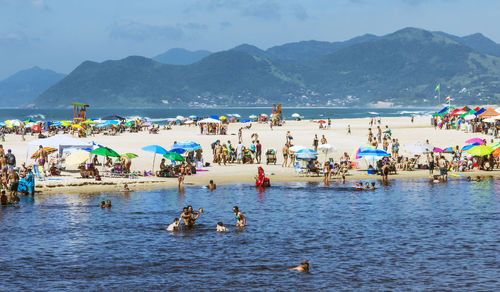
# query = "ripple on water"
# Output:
<box><xmin>0</xmin><ymin>178</ymin><xmax>499</xmax><ymax>290</ymax></box>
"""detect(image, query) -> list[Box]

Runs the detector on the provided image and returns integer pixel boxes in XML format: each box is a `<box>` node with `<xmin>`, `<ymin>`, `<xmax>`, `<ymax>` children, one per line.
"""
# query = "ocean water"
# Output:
<box><xmin>1</xmin><ymin>178</ymin><xmax>499</xmax><ymax>290</ymax></box>
<box><xmin>0</xmin><ymin>107</ymin><xmax>436</xmax><ymax>122</ymax></box>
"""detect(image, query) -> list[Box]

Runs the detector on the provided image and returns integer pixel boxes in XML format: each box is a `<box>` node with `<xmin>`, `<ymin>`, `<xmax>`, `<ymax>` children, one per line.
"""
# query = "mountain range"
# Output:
<box><xmin>6</xmin><ymin>27</ymin><xmax>500</xmax><ymax>108</ymax></box>
<box><xmin>0</xmin><ymin>67</ymin><xmax>65</xmax><ymax>107</ymax></box>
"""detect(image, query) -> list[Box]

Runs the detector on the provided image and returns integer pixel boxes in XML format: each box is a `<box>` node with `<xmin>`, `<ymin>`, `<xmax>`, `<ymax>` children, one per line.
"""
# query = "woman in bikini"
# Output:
<box><xmin>233</xmin><ymin>206</ymin><xmax>246</xmax><ymax>227</ymax></box>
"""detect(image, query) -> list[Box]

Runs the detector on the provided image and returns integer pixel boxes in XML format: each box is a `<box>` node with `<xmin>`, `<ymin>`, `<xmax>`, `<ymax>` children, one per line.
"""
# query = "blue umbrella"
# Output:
<box><xmin>171</xmin><ymin>141</ymin><xmax>201</xmax><ymax>152</ymax></box>
<box><xmin>169</xmin><ymin>148</ymin><xmax>186</xmax><ymax>154</ymax></box>
<box><xmin>295</xmin><ymin>148</ymin><xmax>318</xmax><ymax>160</ymax></box>
<box><xmin>141</xmin><ymin>145</ymin><xmax>169</xmax><ymax>172</ymax></box>
<box><xmin>461</xmin><ymin>143</ymin><xmax>480</xmax><ymax>151</ymax></box>
<box><xmin>188</xmin><ymin>115</ymin><xmax>197</xmax><ymax>119</ymax></box>
<box><xmin>357</xmin><ymin>148</ymin><xmax>390</xmax><ymax>158</ymax></box>
<box><xmin>241</xmin><ymin>119</ymin><xmax>250</xmax><ymax>123</ymax></box>
<box><xmin>209</xmin><ymin>115</ymin><xmax>219</xmax><ymax>120</ymax></box>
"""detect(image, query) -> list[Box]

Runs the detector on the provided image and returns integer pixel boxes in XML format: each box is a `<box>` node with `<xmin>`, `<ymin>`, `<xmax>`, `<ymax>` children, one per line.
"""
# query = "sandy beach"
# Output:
<box><xmin>6</xmin><ymin>115</ymin><xmax>498</xmax><ymax>194</ymax></box>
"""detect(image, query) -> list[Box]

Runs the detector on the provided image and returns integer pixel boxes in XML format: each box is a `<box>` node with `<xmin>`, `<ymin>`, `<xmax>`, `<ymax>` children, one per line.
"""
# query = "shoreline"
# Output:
<box><xmin>35</xmin><ymin>169</ymin><xmax>500</xmax><ymax>195</ymax></box>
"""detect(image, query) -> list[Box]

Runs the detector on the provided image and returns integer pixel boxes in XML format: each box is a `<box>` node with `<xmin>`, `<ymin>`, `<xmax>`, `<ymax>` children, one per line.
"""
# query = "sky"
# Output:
<box><xmin>1</xmin><ymin>0</ymin><xmax>500</xmax><ymax>79</ymax></box>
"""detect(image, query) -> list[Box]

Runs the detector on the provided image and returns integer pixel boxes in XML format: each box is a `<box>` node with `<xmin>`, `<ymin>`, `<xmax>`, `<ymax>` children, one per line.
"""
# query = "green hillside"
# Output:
<box><xmin>33</xmin><ymin>27</ymin><xmax>500</xmax><ymax>108</ymax></box>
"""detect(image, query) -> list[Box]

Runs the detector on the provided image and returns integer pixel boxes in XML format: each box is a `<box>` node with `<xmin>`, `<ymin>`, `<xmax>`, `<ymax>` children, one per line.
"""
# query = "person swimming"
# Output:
<box><xmin>216</xmin><ymin>222</ymin><xmax>227</xmax><ymax>232</ymax></box>
<box><xmin>363</xmin><ymin>182</ymin><xmax>370</xmax><ymax>190</ymax></box>
<box><xmin>288</xmin><ymin>260</ymin><xmax>310</xmax><ymax>273</ymax></box>
<box><xmin>121</xmin><ymin>183</ymin><xmax>131</xmax><ymax>192</ymax></box>
<box><xmin>233</xmin><ymin>206</ymin><xmax>246</xmax><ymax>227</ymax></box>
<box><xmin>106</xmin><ymin>200</ymin><xmax>112</xmax><ymax>208</ymax></box>
<box><xmin>167</xmin><ymin>218</ymin><xmax>180</xmax><ymax>231</ymax></box>
<box><xmin>207</xmin><ymin>180</ymin><xmax>216</xmax><ymax>191</ymax></box>
<box><xmin>180</xmin><ymin>206</ymin><xmax>200</xmax><ymax>228</ymax></box>
<box><xmin>100</xmin><ymin>201</ymin><xmax>106</xmax><ymax>208</ymax></box>
<box><xmin>370</xmin><ymin>182</ymin><xmax>376</xmax><ymax>190</ymax></box>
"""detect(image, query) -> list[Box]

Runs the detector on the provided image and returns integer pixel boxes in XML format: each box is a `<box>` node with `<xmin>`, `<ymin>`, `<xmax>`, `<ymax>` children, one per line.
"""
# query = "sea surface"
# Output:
<box><xmin>1</xmin><ymin>178</ymin><xmax>499</xmax><ymax>290</ymax></box>
<box><xmin>0</xmin><ymin>107</ymin><xmax>436</xmax><ymax>122</ymax></box>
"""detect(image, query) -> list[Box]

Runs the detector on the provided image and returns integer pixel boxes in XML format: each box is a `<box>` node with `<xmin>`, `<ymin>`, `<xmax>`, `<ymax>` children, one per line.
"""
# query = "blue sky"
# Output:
<box><xmin>1</xmin><ymin>0</ymin><xmax>499</xmax><ymax>79</ymax></box>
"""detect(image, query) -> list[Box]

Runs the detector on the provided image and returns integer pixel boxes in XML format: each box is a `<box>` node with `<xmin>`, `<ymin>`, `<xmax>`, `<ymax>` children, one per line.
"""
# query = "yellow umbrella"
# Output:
<box><xmin>60</xmin><ymin>121</ymin><xmax>72</xmax><ymax>127</ymax></box>
<box><xmin>65</xmin><ymin>150</ymin><xmax>91</xmax><ymax>166</ymax></box>
<box><xmin>220</xmin><ymin>116</ymin><xmax>227</xmax><ymax>120</ymax></box>
<box><xmin>81</xmin><ymin>120</ymin><xmax>97</xmax><ymax>124</ymax></box>
<box><xmin>72</xmin><ymin>124</ymin><xmax>84</xmax><ymax>130</ymax></box>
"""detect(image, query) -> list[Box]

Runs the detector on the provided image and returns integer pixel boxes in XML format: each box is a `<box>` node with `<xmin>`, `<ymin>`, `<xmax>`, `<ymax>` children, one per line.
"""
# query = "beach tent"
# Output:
<box><xmin>474</xmin><ymin>108</ymin><xmax>486</xmax><ymax>116</ymax></box>
<box><xmin>477</xmin><ymin>107</ymin><xmax>499</xmax><ymax>118</ymax></box>
<box><xmin>25</xmin><ymin>135</ymin><xmax>93</xmax><ymax>161</ymax></box>
<box><xmin>197</xmin><ymin>118</ymin><xmax>221</xmax><ymax>125</ymax></box>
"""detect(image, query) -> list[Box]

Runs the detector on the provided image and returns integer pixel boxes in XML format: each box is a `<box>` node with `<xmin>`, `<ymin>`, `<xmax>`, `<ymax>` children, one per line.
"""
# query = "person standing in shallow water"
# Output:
<box><xmin>233</xmin><ymin>206</ymin><xmax>246</xmax><ymax>227</ymax></box>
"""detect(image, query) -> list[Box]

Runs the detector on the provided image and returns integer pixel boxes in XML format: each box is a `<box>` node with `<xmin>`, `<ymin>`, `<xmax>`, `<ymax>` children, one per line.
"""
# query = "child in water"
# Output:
<box><xmin>216</xmin><ymin>222</ymin><xmax>227</xmax><ymax>232</ymax></box>
<box><xmin>167</xmin><ymin>218</ymin><xmax>180</xmax><ymax>231</ymax></box>
<box><xmin>288</xmin><ymin>260</ymin><xmax>310</xmax><ymax>273</ymax></box>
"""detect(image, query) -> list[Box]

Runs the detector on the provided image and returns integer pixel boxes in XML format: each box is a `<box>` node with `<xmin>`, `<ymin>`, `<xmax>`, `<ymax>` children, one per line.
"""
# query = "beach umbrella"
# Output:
<box><xmin>219</xmin><ymin>116</ymin><xmax>227</xmax><ymax>120</ymax></box>
<box><xmin>317</xmin><ymin>120</ymin><xmax>326</xmax><ymax>124</ymax></box>
<box><xmin>493</xmin><ymin>147</ymin><xmax>500</xmax><ymax>158</ymax></box>
<box><xmin>31</xmin><ymin>125</ymin><xmax>42</xmax><ymax>132</ymax></box>
<box><xmin>433</xmin><ymin>147</ymin><xmax>444</xmax><ymax>153</ymax></box>
<box><xmin>31</xmin><ymin>147</ymin><xmax>57</xmax><ymax>159</ymax></box>
<box><xmin>188</xmin><ymin>115</ymin><xmax>197</xmax><ymax>119</ymax></box>
<box><xmin>163</xmin><ymin>152</ymin><xmax>185</xmax><ymax>162</ymax></box>
<box><xmin>24</xmin><ymin>122</ymin><xmax>34</xmax><ymax>128</ymax></box>
<box><xmin>318</xmin><ymin>144</ymin><xmax>336</xmax><ymax>161</ymax></box>
<box><xmin>295</xmin><ymin>148</ymin><xmax>318</xmax><ymax>160</ymax></box>
<box><xmin>465</xmin><ymin>138</ymin><xmax>484</xmax><ymax>144</ymax></box>
<box><xmin>124</xmin><ymin>121</ymin><xmax>134</xmax><ymax>126</ymax></box>
<box><xmin>209</xmin><ymin>115</ymin><xmax>219</xmax><ymax>120</ymax></box>
<box><xmin>141</xmin><ymin>145</ymin><xmax>169</xmax><ymax>173</ymax></box>
<box><xmin>184</xmin><ymin>120</ymin><xmax>194</xmax><ymax>124</ymax></box>
<box><xmin>464</xmin><ymin>114</ymin><xmax>476</xmax><ymax>121</ymax></box>
<box><xmin>0</xmin><ymin>122</ymin><xmax>6</xmax><ymax>126</ymax></box>
<box><xmin>261</xmin><ymin>113</ymin><xmax>268</xmax><ymax>117</ymax></box>
<box><xmin>176</xmin><ymin>116</ymin><xmax>185</xmax><ymax>121</ymax></box>
<box><xmin>232</xmin><ymin>114</ymin><xmax>241</xmax><ymax>118</ymax></box>
<box><xmin>72</xmin><ymin>124</ymin><xmax>84</xmax><ymax>130</ymax></box>
<box><xmin>65</xmin><ymin>150</ymin><xmax>91</xmax><ymax>166</ymax></box>
<box><xmin>121</xmin><ymin>153</ymin><xmax>138</xmax><ymax>159</ymax></box>
<box><xmin>466</xmin><ymin>145</ymin><xmax>493</xmax><ymax>157</ymax></box>
<box><xmin>461</xmin><ymin>143</ymin><xmax>480</xmax><ymax>151</ymax></box>
<box><xmin>91</xmin><ymin>147</ymin><xmax>120</xmax><ymax>157</ymax></box>
<box><xmin>354</xmin><ymin>146</ymin><xmax>376</xmax><ymax>159</ymax></box>
<box><xmin>60</xmin><ymin>121</ymin><xmax>72</xmax><ymax>127</ymax></box>
<box><xmin>81</xmin><ymin>120</ymin><xmax>97</xmax><ymax>124</ymax></box>
<box><xmin>241</xmin><ymin>119</ymin><xmax>250</xmax><ymax>123</ymax></box>
<box><xmin>249</xmin><ymin>115</ymin><xmax>257</xmax><ymax>119</ymax></box>
<box><xmin>403</xmin><ymin>142</ymin><xmax>434</xmax><ymax>155</ymax></box>
<box><xmin>318</xmin><ymin>144</ymin><xmax>336</xmax><ymax>154</ymax></box>
<box><xmin>291</xmin><ymin>113</ymin><xmax>300</xmax><ymax>118</ymax></box>
<box><xmin>9</xmin><ymin>119</ymin><xmax>22</xmax><ymax>127</ymax></box>
<box><xmin>487</xmin><ymin>141</ymin><xmax>500</xmax><ymax>149</ymax></box>
<box><xmin>169</xmin><ymin>148</ymin><xmax>186</xmax><ymax>154</ymax></box>
<box><xmin>289</xmin><ymin>145</ymin><xmax>306</xmax><ymax>152</ymax></box>
<box><xmin>24</xmin><ymin>118</ymin><xmax>35</xmax><ymax>123</ymax></box>
<box><xmin>442</xmin><ymin>146</ymin><xmax>455</xmax><ymax>153</ymax></box>
<box><xmin>357</xmin><ymin>148</ymin><xmax>390</xmax><ymax>158</ymax></box>
<box><xmin>171</xmin><ymin>141</ymin><xmax>201</xmax><ymax>152</ymax></box>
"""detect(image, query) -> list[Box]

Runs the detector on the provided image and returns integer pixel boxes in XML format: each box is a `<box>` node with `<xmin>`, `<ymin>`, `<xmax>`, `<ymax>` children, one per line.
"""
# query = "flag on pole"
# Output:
<box><xmin>445</xmin><ymin>96</ymin><xmax>450</xmax><ymax>101</ymax></box>
<box><xmin>435</xmin><ymin>84</ymin><xmax>440</xmax><ymax>92</ymax></box>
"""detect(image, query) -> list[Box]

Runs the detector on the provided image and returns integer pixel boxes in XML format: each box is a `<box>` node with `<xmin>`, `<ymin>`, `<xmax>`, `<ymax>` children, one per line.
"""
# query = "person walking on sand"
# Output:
<box><xmin>282</xmin><ymin>143</ymin><xmax>289</xmax><ymax>167</ymax></box>
<box><xmin>313</xmin><ymin>135</ymin><xmax>319</xmax><ymax>151</ymax></box>
<box><xmin>347</xmin><ymin>125</ymin><xmax>351</xmax><ymax>135</ymax></box>
<box><xmin>255</xmin><ymin>140</ymin><xmax>262</xmax><ymax>164</ymax></box>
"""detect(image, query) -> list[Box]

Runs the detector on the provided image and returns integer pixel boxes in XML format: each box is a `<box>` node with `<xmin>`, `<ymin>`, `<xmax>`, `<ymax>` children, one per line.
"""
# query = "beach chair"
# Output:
<box><xmin>33</xmin><ymin>165</ymin><xmax>45</xmax><ymax>181</ymax></box>
<box><xmin>294</xmin><ymin>162</ymin><xmax>308</xmax><ymax>176</ymax></box>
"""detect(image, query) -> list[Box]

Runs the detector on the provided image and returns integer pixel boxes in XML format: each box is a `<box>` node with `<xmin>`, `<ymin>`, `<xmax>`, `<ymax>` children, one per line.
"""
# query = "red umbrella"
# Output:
<box><xmin>31</xmin><ymin>125</ymin><xmax>42</xmax><ymax>132</ymax></box>
<box><xmin>317</xmin><ymin>120</ymin><xmax>326</xmax><ymax>124</ymax></box>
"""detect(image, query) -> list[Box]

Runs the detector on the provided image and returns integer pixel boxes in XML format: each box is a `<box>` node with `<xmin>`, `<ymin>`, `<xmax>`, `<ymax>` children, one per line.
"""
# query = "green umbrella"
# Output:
<box><xmin>163</xmin><ymin>152</ymin><xmax>185</xmax><ymax>161</ymax></box>
<box><xmin>466</xmin><ymin>145</ymin><xmax>494</xmax><ymax>157</ymax></box>
<box><xmin>124</xmin><ymin>121</ymin><xmax>134</xmax><ymax>126</ymax></box>
<box><xmin>90</xmin><ymin>147</ymin><xmax>120</xmax><ymax>157</ymax></box>
<box><xmin>115</xmin><ymin>153</ymin><xmax>139</xmax><ymax>162</ymax></box>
